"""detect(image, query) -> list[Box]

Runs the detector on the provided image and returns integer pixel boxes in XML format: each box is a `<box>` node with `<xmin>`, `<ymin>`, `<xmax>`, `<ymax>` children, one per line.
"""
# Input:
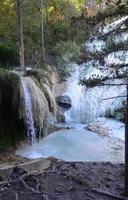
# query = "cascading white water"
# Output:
<box><xmin>64</xmin><ymin>15</ymin><xmax>128</xmax><ymax>123</ymax></box>
<box><xmin>64</xmin><ymin>65</ymin><xmax>83</xmax><ymax>122</ymax></box>
<box><xmin>81</xmin><ymin>80</ymin><xmax>125</xmax><ymax>122</ymax></box>
<box><xmin>64</xmin><ymin>64</ymin><xmax>125</xmax><ymax>123</ymax></box>
<box><xmin>102</xmin><ymin>16</ymin><xmax>128</xmax><ymax>34</ymax></box>
<box><xmin>85</xmin><ymin>39</ymin><xmax>106</xmax><ymax>52</ymax></box>
<box><xmin>21</xmin><ymin>78</ymin><xmax>36</xmax><ymax>144</ymax></box>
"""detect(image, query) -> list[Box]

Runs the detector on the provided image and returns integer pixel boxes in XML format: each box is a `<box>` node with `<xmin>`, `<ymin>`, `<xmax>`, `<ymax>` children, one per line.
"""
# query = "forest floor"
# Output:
<box><xmin>0</xmin><ymin>159</ymin><xmax>127</xmax><ymax>200</ymax></box>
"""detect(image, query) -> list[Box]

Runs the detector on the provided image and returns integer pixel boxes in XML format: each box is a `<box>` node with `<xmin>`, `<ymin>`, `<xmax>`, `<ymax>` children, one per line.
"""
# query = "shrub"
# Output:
<box><xmin>0</xmin><ymin>42</ymin><xmax>18</xmax><ymax>68</ymax></box>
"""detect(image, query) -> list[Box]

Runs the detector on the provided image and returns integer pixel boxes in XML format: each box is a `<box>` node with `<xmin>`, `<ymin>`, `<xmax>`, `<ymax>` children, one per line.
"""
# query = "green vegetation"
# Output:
<box><xmin>0</xmin><ymin>0</ymin><xmax>86</xmax><ymax>68</ymax></box>
<box><xmin>1</xmin><ymin>0</ymin><xmax>128</xmax><ymax>69</ymax></box>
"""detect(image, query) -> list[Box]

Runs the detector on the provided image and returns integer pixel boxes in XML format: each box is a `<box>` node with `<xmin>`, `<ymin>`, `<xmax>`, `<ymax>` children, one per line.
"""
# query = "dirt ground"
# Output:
<box><xmin>0</xmin><ymin>150</ymin><xmax>29</xmax><ymax>166</ymax></box>
<box><xmin>0</xmin><ymin>159</ymin><xmax>127</xmax><ymax>200</ymax></box>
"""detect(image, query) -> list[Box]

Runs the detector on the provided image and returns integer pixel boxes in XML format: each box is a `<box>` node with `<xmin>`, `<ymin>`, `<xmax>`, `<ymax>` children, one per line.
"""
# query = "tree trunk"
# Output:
<box><xmin>45</xmin><ymin>0</ymin><xmax>51</xmax><ymax>49</ymax></box>
<box><xmin>67</xmin><ymin>0</ymin><xmax>72</xmax><ymax>40</ymax></box>
<box><xmin>16</xmin><ymin>0</ymin><xmax>25</xmax><ymax>71</ymax></box>
<box><xmin>125</xmin><ymin>79</ymin><xmax>128</xmax><ymax>196</ymax></box>
<box><xmin>41</xmin><ymin>0</ymin><xmax>45</xmax><ymax>64</ymax></box>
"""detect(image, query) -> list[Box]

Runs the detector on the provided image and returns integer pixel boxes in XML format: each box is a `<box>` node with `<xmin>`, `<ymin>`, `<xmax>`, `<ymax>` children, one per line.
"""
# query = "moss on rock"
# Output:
<box><xmin>0</xmin><ymin>69</ymin><xmax>24</xmax><ymax>149</ymax></box>
<box><xmin>40</xmin><ymin>82</ymin><xmax>56</xmax><ymax>114</ymax></box>
<box><xmin>25</xmin><ymin>69</ymin><xmax>53</xmax><ymax>89</ymax></box>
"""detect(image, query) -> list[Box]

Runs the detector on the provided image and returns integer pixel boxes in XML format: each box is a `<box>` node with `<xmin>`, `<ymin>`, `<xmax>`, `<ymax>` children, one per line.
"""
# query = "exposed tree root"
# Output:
<box><xmin>0</xmin><ymin>162</ymin><xmax>126</xmax><ymax>200</ymax></box>
<box><xmin>92</xmin><ymin>189</ymin><xmax>128</xmax><ymax>200</ymax></box>
<box><xmin>0</xmin><ymin>186</ymin><xmax>19</xmax><ymax>200</ymax></box>
<box><xmin>19</xmin><ymin>173</ymin><xmax>52</xmax><ymax>196</ymax></box>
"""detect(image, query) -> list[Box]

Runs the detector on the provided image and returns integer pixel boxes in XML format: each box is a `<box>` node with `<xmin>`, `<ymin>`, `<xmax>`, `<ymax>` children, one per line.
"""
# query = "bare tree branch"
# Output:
<box><xmin>102</xmin><ymin>95</ymin><xmax>126</xmax><ymax>100</ymax></box>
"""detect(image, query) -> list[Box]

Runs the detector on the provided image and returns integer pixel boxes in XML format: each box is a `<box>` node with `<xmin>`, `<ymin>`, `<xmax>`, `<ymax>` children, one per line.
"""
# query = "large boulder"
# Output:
<box><xmin>56</xmin><ymin>95</ymin><xmax>72</xmax><ymax>111</ymax></box>
<box><xmin>56</xmin><ymin>106</ymin><xmax>65</xmax><ymax>123</ymax></box>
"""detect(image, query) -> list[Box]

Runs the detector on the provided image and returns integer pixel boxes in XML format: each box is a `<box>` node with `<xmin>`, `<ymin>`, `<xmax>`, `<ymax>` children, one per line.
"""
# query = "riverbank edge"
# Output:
<box><xmin>0</xmin><ymin>157</ymin><xmax>124</xmax><ymax>181</ymax></box>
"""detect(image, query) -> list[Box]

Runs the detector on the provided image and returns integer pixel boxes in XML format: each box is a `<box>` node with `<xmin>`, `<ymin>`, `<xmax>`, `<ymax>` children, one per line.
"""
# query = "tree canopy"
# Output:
<box><xmin>0</xmin><ymin>0</ymin><xmax>87</xmax><ymax>68</ymax></box>
<box><xmin>0</xmin><ymin>0</ymin><xmax>127</xmax><ymax>68</ymax></box>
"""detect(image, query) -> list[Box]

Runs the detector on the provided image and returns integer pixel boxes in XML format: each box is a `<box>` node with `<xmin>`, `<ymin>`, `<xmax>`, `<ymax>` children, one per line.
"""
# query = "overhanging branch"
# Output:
<box><xmin>102</xmin><ymin>95</ymin><xmax>126</xmax><ymax>100</ymax></box>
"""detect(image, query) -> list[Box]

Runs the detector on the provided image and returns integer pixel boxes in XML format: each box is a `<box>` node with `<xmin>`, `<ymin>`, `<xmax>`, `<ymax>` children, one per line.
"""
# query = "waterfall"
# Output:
<box><xmin>80</xmin><ymin>16</ymin><xmax>127</xmax><ymax>122</ymax></box>
<box><xmin>16</xmin><ymin>16</ymin><xmax>126</xmax><ymax>162</ymax></box>
<box><xmin>102</xmin><ymin>16</ymin><xmax>128</xmax><ymax>34</ymax></box>
<box><xmin>81</xmin><ymin>79</ymin><xmax>125</xmax><ymax>123</ymax></box>
<box><xmin>64</xmin><ymin>64</ymin><xmax>125</xmax><ymax>123</ymax></box>
<box><xmin>64</xmin><ymin>15</ymin><xmax>128</xmax><ymax>124</ymax></box>
<box><xmin>21</xmin><ymin>78</ymin><xmax>36</xmax><ymax>144</ymax></box>
<box><xmin>64</xmin><ymin>64</ymin><xmax>83</xmax><ymax>123</ymax></box>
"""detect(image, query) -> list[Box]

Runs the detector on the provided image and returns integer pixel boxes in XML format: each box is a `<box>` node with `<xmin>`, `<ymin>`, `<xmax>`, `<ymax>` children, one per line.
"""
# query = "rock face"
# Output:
<box><xmin>56</xmin><ymin>95</ymin><xmax>72</xmax><ymax>122</ymax></box>
<box><xmin>20</xmin><ymin>69</ymin><xmax>57</xmax><ymax>140</ymax></box>
<box><xmin>25</xmin><ymin>68</ymin><xmax>53</xmax><ymax>89</ymax></box>
<box><xmin>0</xmin><ymin>68</ymin><xmax>57</xmax><ymax>148</ymax></box>
<box><xmin>0</xmin><ymin>69</ymin><xmax>24</xmax><ymax>149</ymax></box>
<box><xmin>20</xmin><ymin>77</ymin><xmax>49</xmax><ymax>140</ymax></box>
<box><xmin>56</xmin><ymin>95</ymin><xmax>72</xmax><ymax>111</ymax></box>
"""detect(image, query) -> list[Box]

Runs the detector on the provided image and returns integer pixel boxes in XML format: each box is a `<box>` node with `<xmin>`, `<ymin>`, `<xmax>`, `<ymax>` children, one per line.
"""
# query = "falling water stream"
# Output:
<box><xmin>64</xmin><ymin>65</ymin><xmax>83</xmax><ymax>123</ymax></box>
<box><xmin>21</xmin><ymin>78</ymin><xmax>36</xmax><ymax>144</ymax></box>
